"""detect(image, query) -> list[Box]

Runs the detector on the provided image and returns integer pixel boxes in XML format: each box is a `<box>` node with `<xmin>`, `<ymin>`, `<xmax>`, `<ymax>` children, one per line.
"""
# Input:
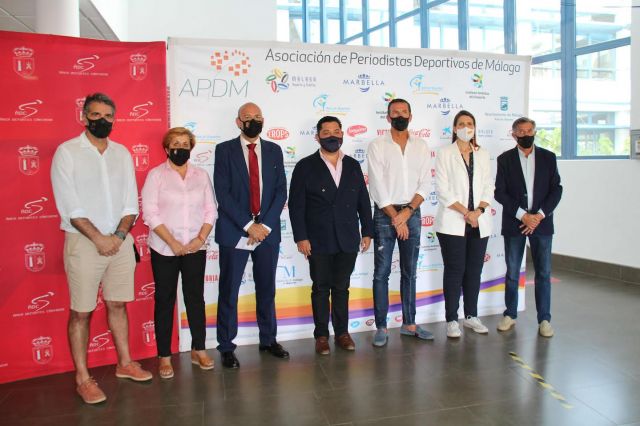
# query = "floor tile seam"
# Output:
<box><xmin>317</xmin><ymin>359</ymin><xmax>337</xmax><ymax>390</ymax></box>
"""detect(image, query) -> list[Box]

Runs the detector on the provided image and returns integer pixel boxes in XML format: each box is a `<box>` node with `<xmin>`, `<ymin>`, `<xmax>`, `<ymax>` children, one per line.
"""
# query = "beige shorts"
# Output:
<box><xmin>63</xmin><ymin>232</ymin><xmax>136</xmax><ymax>312</ymax></box>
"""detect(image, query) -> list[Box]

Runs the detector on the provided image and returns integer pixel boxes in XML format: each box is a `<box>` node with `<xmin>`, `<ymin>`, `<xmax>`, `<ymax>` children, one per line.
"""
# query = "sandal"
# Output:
<box><xmin>191</xmin><ymin>350</ymin><xmax>214</xmax><ymax>370</ymax></box>
<box><xmin>158</xmin><ymin>358</ymin><xmax>174</xmax><ymax>379</ymax></box>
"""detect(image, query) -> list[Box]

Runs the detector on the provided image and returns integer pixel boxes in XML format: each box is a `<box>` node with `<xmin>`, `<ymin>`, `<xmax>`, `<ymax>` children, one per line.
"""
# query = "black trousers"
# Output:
<box><xmin>150</xmin><ymin>248</ymin><xmax>207</xmax><ymax>357</ymax></box>
<box><xmin>437</xmin><ymin>228</ymin><xmax>489</xmax><ymax>322</ymax></box>
<box><xmin>308</xmin><ymin>252</ymin><xmax>358</xmax><ymax>338</ymax></box>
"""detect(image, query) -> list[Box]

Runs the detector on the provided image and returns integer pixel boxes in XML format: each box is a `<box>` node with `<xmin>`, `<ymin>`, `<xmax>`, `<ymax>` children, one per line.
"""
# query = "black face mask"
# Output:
<box><xmin>319</xmin><ymin>136</ymin><xmax>342</xmax><ymax>153</ymax></box>
<box><xmin>516</xmin><ymin>135</ymin><xmax>535</xmax><ymax>149</ymax></box>
<box><xmin>390</xmin><ymin>116</ymin><xmax>409</xmax><ymax>132</ymax></box>
<box><xmin>241</xmin><ymin>119</ymin><xmax>263</xmax><ymax>139</ymax></box>
<box><xmin>86</xmin><ymin>117</ymin><xmax>113</xmax><ymax>139</ymax></box>
<box><xmin>168</xmin><ymin>148</ymin><xmax>190</xmax><ymax>166</ymax></box>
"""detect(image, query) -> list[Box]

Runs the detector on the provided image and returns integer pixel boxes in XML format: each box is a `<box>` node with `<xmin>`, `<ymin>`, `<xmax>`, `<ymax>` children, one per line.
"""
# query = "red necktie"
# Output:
<box><xmin>247</xmin><ymin>143</ymin><xmax>261</xmax><ymax>216</ymax></box>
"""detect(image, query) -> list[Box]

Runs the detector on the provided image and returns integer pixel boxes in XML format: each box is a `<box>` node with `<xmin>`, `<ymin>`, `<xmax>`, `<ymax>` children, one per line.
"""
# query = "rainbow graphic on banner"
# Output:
<box><xmin>180</xmin><ymin>272</ymin><xmax>525</xmax><ymax>329</ymax></box>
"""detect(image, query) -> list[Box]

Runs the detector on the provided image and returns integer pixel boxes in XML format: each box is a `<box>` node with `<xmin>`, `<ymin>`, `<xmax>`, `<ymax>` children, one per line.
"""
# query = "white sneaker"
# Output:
<box><xmin>463</xmin><ymin>316</ymin><xmax>489</xmax><ymax>334</ymax></box>
<box><xmin>497</xmin><ymin>316</ymin><xmax>516</xmax><ymax>332</ymax></box>
<box><xmin>539</xmin><ymin>320</ymin><xmax>554</xmax><ymax>337</ymax></box>
<box><xmin>446</xmin><ymin>321</ymin><xmax>461</xmax><ymax>338</ymax></box>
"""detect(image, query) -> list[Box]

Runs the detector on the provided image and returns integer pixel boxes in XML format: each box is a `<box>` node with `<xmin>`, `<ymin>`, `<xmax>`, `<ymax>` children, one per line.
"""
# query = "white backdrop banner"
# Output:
<box><xmin>168</xmin><ymin>38</ymin><xmax>530</xmax><ymax>351</ymax></box>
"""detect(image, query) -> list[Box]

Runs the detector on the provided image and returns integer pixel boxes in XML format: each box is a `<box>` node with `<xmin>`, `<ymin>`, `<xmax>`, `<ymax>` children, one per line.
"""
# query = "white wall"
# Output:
<box><xmin>90</xmin><ymin>0</ymin><xmax>128</xmax><ymax>40</ymax></box>
<box><xmin>552</xmin><ymin>1</ymin><xmax>640</xmax><ymax>269</ymax></box>
<box><xmin>126</xmin><ymin>0</ymin><xmax>277</xmax><ymax>42</ymax></box>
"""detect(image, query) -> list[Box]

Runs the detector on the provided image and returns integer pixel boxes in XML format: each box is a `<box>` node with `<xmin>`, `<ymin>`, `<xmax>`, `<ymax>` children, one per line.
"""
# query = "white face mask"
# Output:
<box><xmin>456</xmin><ymin>127</ymin><xmax>474</xmax><ymax>143</ymax></box>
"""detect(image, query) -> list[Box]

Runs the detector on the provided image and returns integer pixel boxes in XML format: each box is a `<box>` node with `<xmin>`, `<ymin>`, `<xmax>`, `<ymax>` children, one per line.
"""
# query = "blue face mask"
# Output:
<box><xmin>319</xmin><ymin>136</ymin><xmax>342</xmax><ymax>153</ymax></box>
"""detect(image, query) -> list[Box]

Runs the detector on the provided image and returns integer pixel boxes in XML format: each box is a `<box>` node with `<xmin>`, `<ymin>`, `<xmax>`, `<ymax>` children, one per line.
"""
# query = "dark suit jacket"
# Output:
<box><xmin>213</xmin><ymin>136</ymin><xmax>287</xmax><ymax>247</ymax></box>
<box><xmin>494</xmin><ymin>146</ymin><xmax>562</xmax><ymax>236</ymax></box>
<box><xmin>288</xmin><ymin>151</ymin><xmax>373</xmax><ymax>254</ymax></box>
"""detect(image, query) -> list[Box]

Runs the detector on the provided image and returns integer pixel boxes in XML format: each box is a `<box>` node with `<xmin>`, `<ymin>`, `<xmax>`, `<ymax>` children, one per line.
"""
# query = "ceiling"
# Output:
<box><xmin>0</xmin><ymin>0</ymin><xmax>118</xmax><ymax>40</ymax></box>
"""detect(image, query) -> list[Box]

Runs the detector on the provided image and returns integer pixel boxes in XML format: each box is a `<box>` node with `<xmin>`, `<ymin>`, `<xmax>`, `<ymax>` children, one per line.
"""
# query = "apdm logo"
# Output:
<box><xmin>210</xmin><ymin>49</ymin><xmax>251</xmax><ymax>76</ymax></box>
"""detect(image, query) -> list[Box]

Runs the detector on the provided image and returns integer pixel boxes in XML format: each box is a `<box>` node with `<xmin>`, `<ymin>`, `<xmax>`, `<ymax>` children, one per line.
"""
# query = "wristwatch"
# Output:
<box><xmin>404</xmin><ymin>205</ymin><xmax>415</xmax><ymax>212</ymax></box>
<box><xmin>113</xmin><ymin>230</ymin><xmax>127</xmax><ymax>240</ymax></box>
<box><xmin>478</xmin><ymin>207</ymin><xmax>486</xmax><ymax>214</ymax></box>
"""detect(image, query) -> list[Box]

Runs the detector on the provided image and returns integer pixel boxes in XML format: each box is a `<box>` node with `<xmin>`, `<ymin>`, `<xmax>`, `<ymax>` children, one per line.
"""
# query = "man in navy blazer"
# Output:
<box><xmin>494</xmin><ymin>117</ymin><xmax>562</xmax><ymax>337</ymax></box>
<box><xmin>213</xmin><ymin>102</ymin><xmax>289</xmax><ymax>368</ymax></box>
<box><xmin>288</xmin><ymin>116</ymin><xmax>373</xmax><ymax>355</ymax></box>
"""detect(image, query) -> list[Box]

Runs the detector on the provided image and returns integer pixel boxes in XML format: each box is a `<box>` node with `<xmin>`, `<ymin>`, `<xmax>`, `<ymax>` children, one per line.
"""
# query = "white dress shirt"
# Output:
<box><xmin>50</xmin><ymin>132</ymin><xmax>138</xmax><ymax>235</ymax></box>
<box><xmin>367</xmin><ymin>133</ymin><xmax>431</xmax><ymax>208</ymax></box>
<box><xmin>516</xmin><ymin>146</ymin><xmax>545</xmax><ymax>220</ymax></box>
<box><xmin>240</xmin><ymin>136</ymin><xmax>271</xmax><ymax>232</ymax></box>
<box><xmin>434</xmin><ymin>143</ymin><xmax>494</xmax><ymax>238</ymax></box>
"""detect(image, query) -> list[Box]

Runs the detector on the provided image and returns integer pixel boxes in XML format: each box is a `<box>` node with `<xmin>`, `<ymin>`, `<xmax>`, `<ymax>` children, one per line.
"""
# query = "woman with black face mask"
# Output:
<box><xmin>141</xmin><ymin>127</ymin><xmax>216</xmax><ymax>379</ymax></box>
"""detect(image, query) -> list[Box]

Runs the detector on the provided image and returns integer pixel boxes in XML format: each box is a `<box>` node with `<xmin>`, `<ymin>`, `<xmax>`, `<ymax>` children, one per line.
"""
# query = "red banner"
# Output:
<box><xmin>0</xmin><ymin>30</ymin><xmax>171</xmax><ymax>384</ymax></box>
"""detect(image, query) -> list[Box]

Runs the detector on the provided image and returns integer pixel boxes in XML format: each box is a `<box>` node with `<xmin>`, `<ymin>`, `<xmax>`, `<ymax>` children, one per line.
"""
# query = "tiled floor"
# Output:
<box><xmin>1</xmin><ymin>267</ymin><xmax>639</xmax><ymax>426</ymax></box>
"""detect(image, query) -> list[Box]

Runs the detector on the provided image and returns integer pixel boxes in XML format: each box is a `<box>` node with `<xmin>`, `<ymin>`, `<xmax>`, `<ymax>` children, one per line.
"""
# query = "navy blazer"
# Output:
<box><xmin>494</xmin><ymin>146</ymin><xmax>562</xmax><ymax>236</ymax></box>
<box><xmin>288</xmin><ymin>151</ymin><xmax>373</xmax><ymax>254</ymax></box>
<box><xmin>213</xmin><ymin>136</ymin><xmax>287</xmax><ymax>247</ymax></box>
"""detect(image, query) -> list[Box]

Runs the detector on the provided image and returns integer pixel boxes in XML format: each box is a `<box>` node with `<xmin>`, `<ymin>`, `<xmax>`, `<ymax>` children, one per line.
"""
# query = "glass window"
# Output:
<box><xmin>530</xmin><ymin>60</ymin><xmax>562</xmax><ymax>156</ymax></box>
<box><xmin>369</xmin><ymin>26</ymin><xmax>390</xmax><ymax>47</ymax></box>
<box><xmin>345</xmin><ymin>0</ymin><xmax>364</xmax><ymax>38</ymax></box>
<box><xmin>326</xmin><ymin>0</ymin><xmax>341</xmax><ymax>43</ymax></box>
<box><xmin>368</xmin><ymin>0</ymin><xmax>389</xmax><ymax>27</ymax></box>
<box><xmin>469</xmin><ymin>0</ymin><xmax>504</xmax><ymax>53</ymax></box>
<box><xmin>277</xmin><ymin>0</ymin><xmax>303</xmax><ymax>42</ymax></box>
<box><xmin>429</xmin><ymin>2</ymin><xmax>459</xmax><ymax>50</ymax></box>
<box><xmin>516</xmin><ymin>0</ymin><xmax>561</xmax><ymax>56</ymax></box>
<box><xmin>576</xmin><ymin>1</ymin><xmax>631</xmax><ymax>48</ymax></box>
<box><xmin>346</xmin><ymin>37</ymin><xmax>363</xmax><ymax>45</ymax></box>
<box><xmin>396</xmin><ymin>15</ymin><xmax>422</xmax><ymax>48</ymax></box>
<box><xmin>396</xmin><ymin>0</ymin><xmax>419</xmax><ymax>17</ymax></box>
<box><xmin>577</xmin><ymin>45</ymin><xmax>630</xmax><ymax>156</ymax></box>
<box><xmin>309</xmin><ymin>17</ymin><xmax>321</xmax><ymax>43</ymax></box>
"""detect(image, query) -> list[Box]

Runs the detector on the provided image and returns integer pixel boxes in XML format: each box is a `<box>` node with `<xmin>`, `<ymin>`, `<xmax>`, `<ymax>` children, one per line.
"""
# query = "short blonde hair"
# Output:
<box><xmin>162</xmin><ymin>127</ymin><xmax>196</xmax><ymax>151</ymax></box>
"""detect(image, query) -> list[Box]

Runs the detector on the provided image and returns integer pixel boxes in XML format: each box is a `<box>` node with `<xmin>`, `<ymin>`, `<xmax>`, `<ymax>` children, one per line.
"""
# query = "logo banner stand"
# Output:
<box><xmin>168</xmin><ymin>38</ymin><xmax>530</xmax><ymax>351</ymax></box>
<box><xmin>0</xmin><ymin>31</ymin><xmax>169</xmax><ymax>384</ymax></box>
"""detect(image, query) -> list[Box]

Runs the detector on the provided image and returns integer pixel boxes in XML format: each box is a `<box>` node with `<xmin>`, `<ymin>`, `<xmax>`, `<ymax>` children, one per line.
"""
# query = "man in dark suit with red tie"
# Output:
<box><xmin>288</xmin><ymin>116</ymin><xmax>373</xmax><ymax>355</ymax></box>
<box><xmin>494</xmin><ymin>117</ymin><xmax>563</xmax><ymax>338</ymax></box>
<box><xmin>213</xmin><ymin>102</ymin><xmax>289</xmax><ymax>368</ymax></box>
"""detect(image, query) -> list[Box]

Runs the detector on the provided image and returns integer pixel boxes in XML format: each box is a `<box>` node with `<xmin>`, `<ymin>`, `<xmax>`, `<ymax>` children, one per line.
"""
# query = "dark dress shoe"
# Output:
<box><xmin>335</xmin><ymin>333</ymin><xmax>356</xmax><ymax>351</ymax></box>
<box><xmin>258</xmin><ymin>342</ymin><xmax>290</xmax><ymax>359</ymax></box>
<box><xmin>221</xmin><ymin>351</ymin><xmax>240</xmax><ymax>369</ymax></box>
<box><xmin>315</xmin><ymin>336</ymin><xmax>330</xmax><ymax>355</ymax></box>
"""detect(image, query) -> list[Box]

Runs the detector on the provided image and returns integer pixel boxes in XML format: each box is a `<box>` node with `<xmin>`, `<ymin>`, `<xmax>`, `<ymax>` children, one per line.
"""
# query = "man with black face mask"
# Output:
<box><xmin>51</xmin><ymin>93</ymin><xmax>152</xmax><ymax>404</ymax></box>
<box><xmin>495</xmin><ymin>117</ymin><xmax>563</xmax><ymax>338</ymax></box>
<box><xmin>288</xmin><ymin>116</ymin><xmax>373</xmax><ymax>354</ymax></box>
<box><xmin>213</xmin><ymin>102</ymin><xmax>289</xmax><ymax>368</ymax></box>
<box><xmin>367</xmin><ymin>98</ymin><xmax>433</xmax><ymax>347</ymax></box>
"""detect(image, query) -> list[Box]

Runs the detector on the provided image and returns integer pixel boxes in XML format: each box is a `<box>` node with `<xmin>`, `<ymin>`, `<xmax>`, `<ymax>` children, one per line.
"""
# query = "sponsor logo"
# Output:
<box><xmin>211</xmin><ymin>49</ymin><xmax>251</xmax><ymax>76</ymax></box>
<box><xmin>312</xmin><ymin>94</ymin><xmax>350</xmax><ymax>116</ymax></box>
<box><xmin>363</xmin><ymin>172</ymin><xmax>369</xmax><ymax>185</ymax></box>
<box><xmin>382</xmin><ymin>91</ymin><xmax>396</xmax><ymax>102</ymax></box>
<box><xmin>365</xmin><ymin>319</ymin><xmax>375</xmax><ymax>327</ymax></box>
<box><xmin>184</xmin><ymin>121</ymin><xmax>197</xmax><ymax>132</ymax></box>
<box><xmin>21</xmin><ymin>196</ymin><xmax>47</xmax><ymax>217</ymax></box>
<box><xmin>267</xmin><ymin>127</ymin><xmax>290</xmax><ymax>140</ymax></box>
<box><xmin>472</xmin><ymin>72</ymin><xmax>483</xmax><ymax>88</ymax></box>
<box><xmin>75</xmin><ymin>97</ymin><xmax>85</xmax><ymax>125</ymax></box>
<box><xmin>24</xmin><ymin>242</ymin><xmax>45</xmax><ymax>272</ymax></box>
<box><xmin>441</xmin><ymin>127</ymin><xmax>452</xmax><ymax>138</ymax></box>
<box><xmin>343</xmin><ymin>73</ymin><xmax>384</xmax><ymax>93</ymax></box>
<box><xmin>265</xmin><ymin>68</ymin><xmax>289</xmax><ymax>93</ymax></box>
<box><xmin>205</xmin><ymin>274</ymin><xmax>220</xmax><ymax>283</ymax></box>
<box><xmin>376</xmin><ymin>128</ymin><xmax>431</xmax><ymax>138</ymax></box>
<box><xmin>137</xmin><ymin>282</ymin><xmax>155</xmax><ymax>300</ymax></box>
<box><xmin>129</xmin><ymin>101</ymin><xmax>153</xmax><ymax>119</ymax></box>
<box><xmin>32</xmin><ymin>336</ymin><xmax>53</xmax><ymax>364</ymax></box>
<box><xmin>135</xmin><ymin>234</ymin><xmax>150</xmax><ymax>261</ymax></box>
<box><xmin>350</xmin><ymin>321</ymin><xmax>361</xmax><ymax>328</ymax></box>
<box><xmin>131</xmin><ymin>144</ymin><xmax>150</xmax><ymax>171</ymax></box>
<box><xmin>207</xmin><ymin>249</ymin><xmax>219</xmax><ymax>261</ymax></box>
<box><xmin>276</xmin><ymin>264</ymin><xmax>302</xmax><ymax>284</ymax></box>
<box><xmin>192</xmin><ymin>147</ymin><xmax>214</xmax><ymax>166</ymax></box>
<box><xmin>491</xmin><ymin>208</ymin><xmax>497</xmax><ymax>216</ymax></box>
<box><xmin>426</xmin><ymin>97</ymin><xmax>463</xmax><ymax>116</ymax></box>
<box><xmin>477</xmin><ymin>129</ymin><xmax>493</xmax><ymax>138</ymax></box>
<box><xmin>428</xmin><ymin>191</ymin><xmax>438</xmax><ymax>206</ymax></box>
<box><xmin>409</xmin><ymin>74</ymin><xmax>442</xmax><ymax>95</ymax></box>
<box><xmin>129</xmin><ymin>53</ymin><xmax>148</xmax><ymax>81</ymax></box>
<box><xmin>431</xmin><ymin>168</ymin><xmax>436</xmax><ymax>178</ymax></box>
<box><xmin>484</xmin><ymin>253</ymin><xmax>491</xmax><ymax>263</ymax></box>
<box><xmin>73</xmin><ymin>54</ymin><xmax>99</xmax><ymax>72</ymax></box>
<box><xmin>13</xmin><ymin>46</ymin><xmax>35</xmax><ymax>77</ymax></box>
<box><xmin>500</xmin><ymin>96</ymin><xmax>509</xmax><ymax>111</ymax></box>
<box><xmin>421</xmin><ymin>216</ymin><xmax>435</xmax><ymax>227</ymax></box>
<box><xmin>347</xmin><ymin>125</ymin><xmax>367</xmax><ymax>137</ymax></box>
<box><xmin>285</xmin><ymin>146</ymin><xmax>296</xmax><ymax>159</ymax></box>
<box><xmin>352</xmin><ymin>148</ymin><xmax>366</xmax><ymax>164</ymax></box>
<box><xmin>280</xmin><ymin>219</ymin><xmax>287</xmax><ymax>231</ymax></box>
<box><xmin>15</xmin><ymin>99</ymin><xmax>42</xmax><ymax>119</ymax></box>
<box><xmin>28</xmin><ymin>291</ymin><xmax>54</xmax><ymax>312</ymax></box>
<box><xmin>394</xmin><ymin>315</ymin><xmax>403</xmax><ymax>323</ymax></box>
<box><xmin>142</xmin><ymin>321</ymin><xmax>156</xmax><ymax>346</ymax></box>
<box><xmin>88</xmin><ymin>331</ymin><xmax>114</xmax><ymax>353</ymax></box>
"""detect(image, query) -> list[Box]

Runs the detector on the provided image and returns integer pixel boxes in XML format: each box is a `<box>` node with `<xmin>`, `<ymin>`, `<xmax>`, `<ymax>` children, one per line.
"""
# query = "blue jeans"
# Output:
<box><xmin>504</xmin><ymin>234</ymin><xmax>552</xmax><ymax>323</ymax></box>
<box><xmin>372</xmin><ymin>207</ymin><xmax>421</xmax><ymax>328</ymax></box>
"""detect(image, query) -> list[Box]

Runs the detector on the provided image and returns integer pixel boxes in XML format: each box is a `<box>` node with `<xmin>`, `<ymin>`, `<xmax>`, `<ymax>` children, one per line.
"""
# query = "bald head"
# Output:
<box><xmin>236</xmin><ymin>102</ymin><xmax>264</xmax><ymax>141</ymax></box>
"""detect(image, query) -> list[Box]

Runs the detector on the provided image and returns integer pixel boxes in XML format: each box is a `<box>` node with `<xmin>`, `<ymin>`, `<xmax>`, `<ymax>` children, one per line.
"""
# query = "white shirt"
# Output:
<box><xmin>367</xmin><ymin>133</ymin><xmax>431</xmax><ymax>207</ymax></box>
<box><xmin>516</xmin><ymin>146</ymin><xmax>545</xmax><ymax>220</ymax></box>
<box><xmin>50</xmin><ymin>132</ymin><xmax>139</xmax><ymax>234</ymax></box>
<box><xmin>239</xmin><ymin>136</ymin><xmax>271</xmax><ymax>232</ymax></box>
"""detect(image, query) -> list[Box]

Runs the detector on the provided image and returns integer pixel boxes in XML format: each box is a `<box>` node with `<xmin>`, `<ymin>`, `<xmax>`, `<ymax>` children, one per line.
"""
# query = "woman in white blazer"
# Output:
<box><xmin>435</xmin><ymin>110</ymin><xmax>494</xmax><ymax>338</ymax></box>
